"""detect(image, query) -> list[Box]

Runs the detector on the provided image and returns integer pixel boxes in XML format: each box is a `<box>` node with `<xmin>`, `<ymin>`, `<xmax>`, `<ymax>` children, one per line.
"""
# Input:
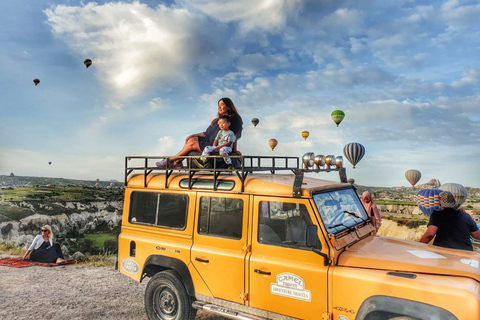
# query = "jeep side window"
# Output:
<box><xmin>258</xmin><ymin>201</ymin><xmax>317</xmax><ymax>249</ymax></box>
<box><xmin>129</xmin><ymin>192</ymin><xmax>188</xmax><ymax>229</ymax></box>
<box><xmin>198</xmin><ymin>197</ymin><xmax>243</xmax><ymax>240</ymax></box>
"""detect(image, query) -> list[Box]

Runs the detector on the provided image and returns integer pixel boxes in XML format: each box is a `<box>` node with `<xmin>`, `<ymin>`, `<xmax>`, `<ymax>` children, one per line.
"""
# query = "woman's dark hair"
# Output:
<box><xmin>212</xmin><ymin>98</ymin><xmax>243</xmax><ymax>126</ymax></box>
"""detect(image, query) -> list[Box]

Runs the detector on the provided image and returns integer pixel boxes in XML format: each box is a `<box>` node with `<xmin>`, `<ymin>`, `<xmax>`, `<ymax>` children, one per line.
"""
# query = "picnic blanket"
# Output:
<box><xmin>0</xmin><ymin>258</ymin><xmax>76</xmax><ymax>268</ymax></box>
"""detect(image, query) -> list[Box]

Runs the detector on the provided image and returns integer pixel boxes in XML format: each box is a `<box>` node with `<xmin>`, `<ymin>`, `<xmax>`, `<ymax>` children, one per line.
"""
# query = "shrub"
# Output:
<box><xmin>104</xmin><ymin>238</ymin><xmax>118</xmax><ymax>254</ymax></box>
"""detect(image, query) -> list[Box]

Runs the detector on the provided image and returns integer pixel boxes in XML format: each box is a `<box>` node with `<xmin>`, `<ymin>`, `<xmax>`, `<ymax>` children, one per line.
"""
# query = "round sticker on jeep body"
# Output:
<box><xmin>122</xmin><ymin>259</ymin><xmax>140</xmax><ymax>274</ymax></box>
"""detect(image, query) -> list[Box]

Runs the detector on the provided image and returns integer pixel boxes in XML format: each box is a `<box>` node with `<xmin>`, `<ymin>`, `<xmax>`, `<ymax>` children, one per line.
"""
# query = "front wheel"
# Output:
<box><xmin>145</xmin><ymin>270</ymin><xmax>197</xmax><ymax>320</ymax></box>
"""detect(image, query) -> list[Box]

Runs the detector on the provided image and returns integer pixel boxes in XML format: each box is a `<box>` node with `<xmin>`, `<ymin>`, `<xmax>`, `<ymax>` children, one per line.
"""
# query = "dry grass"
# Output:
<box><xmin>377</xmin><ymin>219</ymin><xmax>428</xmax><ymax>242</ymax></box>
<box><xmin>76</xmin><ymin>254</ymin><xmax>116</xmax><ymax>267</ymax></box>
<box><xmin>0</xmin><ymin>242</ymin><xmax>24</xmax><ymax>256</ymax></box>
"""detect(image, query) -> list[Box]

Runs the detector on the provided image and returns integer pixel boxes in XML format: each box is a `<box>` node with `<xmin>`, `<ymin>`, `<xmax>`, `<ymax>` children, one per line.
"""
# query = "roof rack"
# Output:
<box><xmin>125</xmin><ymin>155</ymin><xmax>347</xmax><ymax>197</ymax></box>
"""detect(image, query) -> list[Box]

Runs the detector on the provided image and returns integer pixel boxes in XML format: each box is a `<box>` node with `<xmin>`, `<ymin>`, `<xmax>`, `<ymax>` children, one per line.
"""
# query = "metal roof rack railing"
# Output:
<box><xmin>125</xmin><ymin>155</ymin><xmax>347</xmax><ymax>197</ymax></box>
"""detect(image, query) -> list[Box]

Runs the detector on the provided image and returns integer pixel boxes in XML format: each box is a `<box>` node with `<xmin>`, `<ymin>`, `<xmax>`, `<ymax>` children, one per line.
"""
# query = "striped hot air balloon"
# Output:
<box><xmin>415</xmin><ymin>189</ymin><xmax>442</xmax><ymax>216</ymax></box>
<box><xmin>347</xmin><ymin>178</ymin><xmax>355</xmax><ymax>185</ymax></box>
<box><xmin>405</xmin><ymin>169</ymin><xmax>421</xmax><ymax>187</ymax></box>
<box><xmin>268</xmin><ymin>139</ymin><xmax>278</xmax><ymax>151</ymax></box>
<box><xmin>343</xmin><ymin>142</ymin><xmax>365</xmax><ymax>168</ymax></box>
<box><xmin>301</xmin><ymin>131</ymin><xmax>310</xmax><ymax>140</ymax></box>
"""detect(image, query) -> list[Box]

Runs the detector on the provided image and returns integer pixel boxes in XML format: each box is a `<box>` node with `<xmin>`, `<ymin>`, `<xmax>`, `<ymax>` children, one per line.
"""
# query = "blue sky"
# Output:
<box><xmin>0</xmin><ymin>0</ymin><xmax>479</xmax><ymax>187</ymax></box>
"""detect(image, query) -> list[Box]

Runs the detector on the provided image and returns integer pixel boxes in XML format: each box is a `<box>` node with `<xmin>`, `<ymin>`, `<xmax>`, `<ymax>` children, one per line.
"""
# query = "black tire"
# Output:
<box><xmin>145</xmin><ymin>270</ymin><xmax>197</xmax><ymax>320</ymax></box>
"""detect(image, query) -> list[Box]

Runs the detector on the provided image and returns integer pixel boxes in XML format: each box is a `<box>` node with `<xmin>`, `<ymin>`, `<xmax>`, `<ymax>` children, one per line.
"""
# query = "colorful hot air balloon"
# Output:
<box><xmin>301</xmin><ymin>131</ymin><xmax>310</xmax><ymax>140</ymax></box>
<box><xmin>405</xmin><ymin>169</ymin><xmax>421</xmax><ymax>187</ymax></box>
<box><xmin>439</xmin><ymin>183</ymin><xmax>467</xmax><ymax>208</ymax></box>
<box><xmin>347</xmin><ymin>178</ymin><xmax>355</xmax><ymax>185</ymax></box>
<box><xmin>251</xmin><ymin>118</ymin><xmax>259</xmax><ymax>127</ymax></box>
<box><xmin>343</xmin><ymin>142</ymin><xmax>365</xmax><ymax>168</ymax></box>
<box><xmin>84</xmin><ymin>59</ymin><xmax>92</xmax><ymax>68</ymax></box>
<box><xmin>268</xmin><ymin>139</ymin><xmax>278</xmax><ymax>151</ymax></box>
<box><xmin>331</xmin><ymin>110</ymin><xmax>345</xmax><ymax>127</ymax></box>
<box><xmin>415</xmin><ymin>189</ymin><xmax>442</xmax><ymax>216</ymax></box>
<box><xmin>33</xmin><ymin>78</ymin><xmax>40</xmax><ymax>86</ymax></box>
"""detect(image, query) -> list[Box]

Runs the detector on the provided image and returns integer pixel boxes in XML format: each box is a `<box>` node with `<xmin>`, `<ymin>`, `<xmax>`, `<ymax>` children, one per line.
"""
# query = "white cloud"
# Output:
<box><xmin>180</xmin><ymin>0</ymin><xmax>303</xmax><ymax>32</ymax></box>
<box><xmin>45</xmin><ymin>2</ymin><xmax>233</xmax><ymax>98</ymax></box>
<box><xmin>320</xmin><ymin>8</ymin><xmax>364</xmax><ymax>35</ymax></box>
<box><xmin>450</xmin><ymin>68</ymin><xmax>480</xmax><ymax>89</ymax></box>
<box><xmin>149</xmin><ymin>97</ymin><xmax>169</xmax><ymax>110</ymax></box>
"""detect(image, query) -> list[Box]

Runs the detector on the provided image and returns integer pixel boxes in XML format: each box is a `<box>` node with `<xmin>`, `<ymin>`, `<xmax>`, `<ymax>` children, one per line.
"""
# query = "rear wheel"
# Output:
<box><xmin>145</xmin><ymin>270</ymin><xmax>197</xmax><ymax>320</ymax></box>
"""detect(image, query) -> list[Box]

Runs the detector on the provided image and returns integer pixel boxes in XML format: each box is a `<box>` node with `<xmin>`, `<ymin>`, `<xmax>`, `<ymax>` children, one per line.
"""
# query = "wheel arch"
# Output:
<box><xmin>142</xmin><ymin>255</ymin><xmax>195</xmax><ymax>296</ymax></box>
<box><xmin>355</xmin><ymin>295</ymin><xmax>458</xmax><ymax>320</ymax></box>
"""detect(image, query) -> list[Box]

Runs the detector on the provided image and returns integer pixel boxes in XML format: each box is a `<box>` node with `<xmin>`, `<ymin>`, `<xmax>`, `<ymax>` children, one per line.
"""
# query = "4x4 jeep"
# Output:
<box><xmin>118</xmin><ymin>155</ymin><xmax>480</xmax><ymax>320</ymax></box>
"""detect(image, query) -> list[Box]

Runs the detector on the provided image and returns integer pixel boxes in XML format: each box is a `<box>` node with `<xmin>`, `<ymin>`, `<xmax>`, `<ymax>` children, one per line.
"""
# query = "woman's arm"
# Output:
<box><xmin>22</xmin><ymin>250</ymin><xmax>31</xmax><ymax>260</ymax></box>
<box><xmin>186</xmin><ymin>132</ymin><xmax>205</xmax><ymax>142</ymax></box>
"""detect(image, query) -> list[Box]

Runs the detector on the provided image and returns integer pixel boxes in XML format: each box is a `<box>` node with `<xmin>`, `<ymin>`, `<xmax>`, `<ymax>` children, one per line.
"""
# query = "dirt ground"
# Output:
<box><xmin>0</xmin><ymin>255</ymin><xmax>226</xmax><ymax>320</ymax></box>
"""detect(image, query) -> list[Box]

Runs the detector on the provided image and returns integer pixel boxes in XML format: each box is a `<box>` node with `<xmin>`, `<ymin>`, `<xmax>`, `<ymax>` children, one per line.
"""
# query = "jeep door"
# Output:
<box><xmin>191</xmin><ymin>192</ymin><xmax>249</xmax><ymax>304</ymax></box>
<box><xmin>248</xmin><ymin>197</ymin><xmax>329</xmax><ymax>319</ymax></box>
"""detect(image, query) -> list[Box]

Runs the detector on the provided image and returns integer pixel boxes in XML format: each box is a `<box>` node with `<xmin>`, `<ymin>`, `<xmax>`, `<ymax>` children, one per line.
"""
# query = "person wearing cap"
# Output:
<box><xmin>420</xmin><ymin>191</ymin><xmax>480</xmax><ymax>251</ymax></box>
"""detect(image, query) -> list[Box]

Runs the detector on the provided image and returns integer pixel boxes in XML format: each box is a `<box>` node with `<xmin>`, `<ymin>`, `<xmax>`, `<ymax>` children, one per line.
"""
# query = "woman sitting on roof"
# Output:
<box><xmin>156</xmin><ymin>97</ymin><xmax>243</xmax><ymax>168</ymax></box>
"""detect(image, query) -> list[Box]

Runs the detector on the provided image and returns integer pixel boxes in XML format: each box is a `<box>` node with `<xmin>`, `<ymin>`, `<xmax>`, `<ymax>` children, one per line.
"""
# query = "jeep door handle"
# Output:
<box><xmin>195</xmin><ymin>257</ymin><xmax>209</xmax><ymax>263</ymax></box>
<box><xmin>254</xmin><ymin>269</ymin><xmax>271</xmax><ymax>275</ymax></box>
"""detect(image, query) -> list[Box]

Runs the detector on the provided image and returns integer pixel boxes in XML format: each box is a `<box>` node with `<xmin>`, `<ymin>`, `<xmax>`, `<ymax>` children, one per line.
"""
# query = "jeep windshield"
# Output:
<box><xmin>313</xmin><ymin>188</ymin><xmax>369</xmax><ymax>234</ymax></box>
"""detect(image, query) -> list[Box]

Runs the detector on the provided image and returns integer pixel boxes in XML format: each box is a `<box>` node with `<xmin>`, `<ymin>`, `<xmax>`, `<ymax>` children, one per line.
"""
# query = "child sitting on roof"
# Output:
<box><xmin>194</xmin><ymin>115</ymin><xmax>236</xmax><ymax>168</ymax></box>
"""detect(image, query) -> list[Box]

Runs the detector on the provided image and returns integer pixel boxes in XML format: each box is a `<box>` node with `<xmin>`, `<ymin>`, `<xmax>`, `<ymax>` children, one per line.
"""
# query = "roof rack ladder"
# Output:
<box><xmin>293</xmin><ymin>169</ymin><xmax>304</xmax><ymax>198</ymax></box>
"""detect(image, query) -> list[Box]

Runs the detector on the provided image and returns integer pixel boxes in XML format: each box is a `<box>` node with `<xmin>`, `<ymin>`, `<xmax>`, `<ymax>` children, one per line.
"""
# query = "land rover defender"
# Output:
<box><xmin>118</xmin><ymin>155</ymin><xmax>480</xmax><ymax>320</ymax></box>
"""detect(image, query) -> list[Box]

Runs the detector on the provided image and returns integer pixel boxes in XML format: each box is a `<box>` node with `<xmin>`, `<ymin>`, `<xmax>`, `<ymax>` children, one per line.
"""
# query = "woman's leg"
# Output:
<box><xmin>170</xmin><ymin>137</ymin><xmax>201</xmax><ymax>162</ymax></box>
<box><xmin>52</xmin><ymin>244</ymin><xmax>64</xmax><ymax>259</ymax></box>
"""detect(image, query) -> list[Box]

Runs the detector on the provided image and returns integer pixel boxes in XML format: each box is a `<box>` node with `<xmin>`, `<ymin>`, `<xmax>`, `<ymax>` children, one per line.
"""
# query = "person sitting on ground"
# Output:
<box><xmin>194</xmin><ymin>115</ymin><xmax>235</xmax><ymax>168</ymax></box>
<box><xmin>156</xmin><ymin>97</ymin><xmax>243</xmax><ymax>169</ymax></box>
<box><xmin>22</xmin><ymin>225</ymin><xmax>65</xmax><ymax>263</ymax></box>
<box><xmin>420</xmin><ymin>191</ymin><xmax>480</xmax><ymax>251</ymax></box>
<box><xmin>361</xmin><ymin>191</ymin><xmax>382</xmax><ymax>231</ymax></box>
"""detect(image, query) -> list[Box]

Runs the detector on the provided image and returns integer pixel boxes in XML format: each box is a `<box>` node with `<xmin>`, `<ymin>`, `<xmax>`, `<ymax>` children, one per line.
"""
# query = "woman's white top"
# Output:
<box><xmin>28</xmin><ymin>235</ymin><xmax>53</xmax><ymax>251</ymax></box>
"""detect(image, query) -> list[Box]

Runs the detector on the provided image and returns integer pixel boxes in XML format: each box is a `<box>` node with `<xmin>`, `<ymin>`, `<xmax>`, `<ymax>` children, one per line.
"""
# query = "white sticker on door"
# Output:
<box><xmin>270</xmin><ymin>273</ymin><xmax>311</xmax><ymax>302</ymax></box>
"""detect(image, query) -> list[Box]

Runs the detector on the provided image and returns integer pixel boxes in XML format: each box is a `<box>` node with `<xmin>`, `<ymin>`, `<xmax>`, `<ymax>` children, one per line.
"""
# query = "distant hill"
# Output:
<box><xmin>0</xmin><ymin>175</ymin><xmax>124</xmax><ymax>188</ymax></box>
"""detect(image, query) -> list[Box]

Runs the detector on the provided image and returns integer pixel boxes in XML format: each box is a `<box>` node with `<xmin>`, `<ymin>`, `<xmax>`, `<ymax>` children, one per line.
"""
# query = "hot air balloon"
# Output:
<box><xmin>405</xmin><ymin>169</ymin><xmax>421</xmax><ymax>187</ymax></box>
<box><xmin>439</xmin><ymin>183</ymin><xmax>467</xmax><ymax>208</ymax></box>
<box><xmin>95</xmin><ymin>182</ymin><xmax>100</xmax><ymax>188</ymax></box>
<box><xmin>301</xmin><ymin>131</ymin><xmax>310</xmax><ymax>140</ymax></box>
<box><xmin>331</xmin><ymin>110</ymin><xmax>345</xmax><ymax>127</ymax></box>
<box><xmin>268</xmin><ymin>139</ymin><xmax>278</xmax><ymax>151</ymax></box>
<box><xmin>343</xmin><ymin>142</ymin><xmax>365</xmax><ymax>168</ymax></box>
<box><xmin>48</xmin><ymin>161</ymin><xmax>52</xmax><ymax>165</ymax></box>
<box><xmin>33</xmin><ymin>78</ymin><xmax>40</xmax><ymax>86</ymax></box>
<box><xmin>347</xmin><ymin>178</ymin><xmax>355</xmax><ymax>185</ymax></box>
<box><xmin>251</xmin><ymin>118</ymin><xmax>259</xmax><ymax>127</ymax></box>
<box><xmin>415</xmin><ymin>189</ymin><xmax>442</xmax><ymax>216</ymax></box>
<box><xmin>84</xmin><ymin>59</ymin><xmax>92</xmax><ymax>68</ymax></box>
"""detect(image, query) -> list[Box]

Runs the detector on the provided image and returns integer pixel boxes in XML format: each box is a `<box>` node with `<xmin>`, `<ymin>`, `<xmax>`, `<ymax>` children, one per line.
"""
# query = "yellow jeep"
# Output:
<box><xmin>118</xmin><ymin>155</ymin><xmax>480</xmax><ymax>320</ymax></box>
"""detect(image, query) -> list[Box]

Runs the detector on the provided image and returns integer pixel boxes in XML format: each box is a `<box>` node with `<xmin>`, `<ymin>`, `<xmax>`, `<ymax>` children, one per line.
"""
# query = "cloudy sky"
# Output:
<box><xmin>1</xmin><ymin>0</ymin><xmax>479</xmax><ymax>187</ymax></box>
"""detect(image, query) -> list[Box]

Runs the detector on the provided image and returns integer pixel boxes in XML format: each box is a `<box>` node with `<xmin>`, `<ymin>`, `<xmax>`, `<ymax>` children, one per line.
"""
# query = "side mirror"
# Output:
<box><xmin>306</xmin><ymin>225</ymin><xmax>319</xmax><ymax>248</ymax></box>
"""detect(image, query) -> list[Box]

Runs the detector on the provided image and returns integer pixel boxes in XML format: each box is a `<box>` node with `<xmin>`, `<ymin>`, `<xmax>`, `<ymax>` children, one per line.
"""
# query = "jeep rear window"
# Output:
<box><xmin>198</xmin><ymin>197</ymin><xmax>243</xmax><ymax>239</ymax></box>
<box><xmin>129</xmin><ymin>192</ymin><xmax>188</xmax><ymax>229</ymax></box>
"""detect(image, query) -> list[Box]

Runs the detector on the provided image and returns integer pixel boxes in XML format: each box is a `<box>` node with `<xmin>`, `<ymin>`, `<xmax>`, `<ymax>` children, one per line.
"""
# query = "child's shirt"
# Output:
<box><xmin>215</xmin><ymin>129</ymin><xmax>236</xmax><ymax>146</ymax></box>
